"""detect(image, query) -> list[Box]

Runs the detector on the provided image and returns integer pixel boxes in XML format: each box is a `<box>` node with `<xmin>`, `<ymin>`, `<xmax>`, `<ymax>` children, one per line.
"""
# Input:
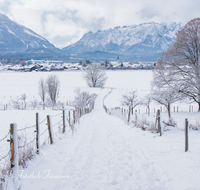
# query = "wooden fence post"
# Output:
<box><xmin>68</xmin><ymin>111</ymin><xmax>71</xmax><ymax>125</ymax></box>
<box><xmin>79</xmin><ymin>108</ymin><xmax>81</xmax><ymax>117</ymax></box>
<box><xmin>157</xmin><ymin>109</ymin><xmax>162</xmax><ymax>136</ymax></box>
<box><xmin>135</xmin><ymin>110</ymin><xmax>137</xmax><ymax>126</ymax></box>
<box><xmin>47</xmin><ymin>115</ymin><xmax>53</xmax><ymax>144</ymax></box>
<box><xmin>62</xmin><ymin>110</ymin><xmax>66</xmax><ymax>133</ymax></box>
<box><xmin>127</xmin><ymin>106</ymin><xmax>130</xmax><ymax>124</ymax></box>
<box><xmin>36</xmin><ymin>113</ymin><xmax>39</xmax><ymax>154</ymax></box>
<box><xmin>10</xmin><ymin>123</ymin><xmax>19</xmax><ymax>188</ymax></box>
<box><xmin>10</xmin><ymin>123</ymin><xmax>18</xmax><ymax>169</ymax></box>
<box><xmin>73</xmin><ymin>110</ymin><xmax>75</xmax><ymax>124</ymax></box>
<box><xmin>185</xmin><ymin>118</ymin><xmax>189</xmax><ymax>152</ymax></box>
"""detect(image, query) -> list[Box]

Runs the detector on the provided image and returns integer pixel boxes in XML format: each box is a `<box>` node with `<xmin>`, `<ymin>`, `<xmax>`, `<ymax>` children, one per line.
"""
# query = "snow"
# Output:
<box><xmin>23</xmin><ymin>29</ymin><xmax>46</xmax><ymax>41</ymax></box>
<box><xmin>1</xmin><ymin>70</ymin><xmax>200</xmax><ymax>189</ymax></box>
<box><xmin>6</xmin><ymin>26</ymin><xmax>28</xmax><ymax>48</ymax></box>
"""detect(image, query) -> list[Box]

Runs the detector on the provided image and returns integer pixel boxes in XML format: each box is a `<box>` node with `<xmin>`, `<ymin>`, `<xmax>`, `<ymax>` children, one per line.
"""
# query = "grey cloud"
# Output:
<box><xmin>82</xmin><ymin>17</ymin><xmax>106</xmax><ymax>33</ymax></box>
<box><xmin>41</xmin><ymin>9</ymin><xmax>80</xmax><ymax>30</ymax></box>
<box><xmin>50</xmin><ymin>34</ymin><xmax>79</xmax><ymax>47</ymax></box>
<box><xmin>0</xmin><ymin>0</ymin><xmax>24</xmax><ymax>15</ymax></box>
<box><xmin>137</xmin><ymin>8</ymin><xmax>160</xmax><ymax>20</ymax></box>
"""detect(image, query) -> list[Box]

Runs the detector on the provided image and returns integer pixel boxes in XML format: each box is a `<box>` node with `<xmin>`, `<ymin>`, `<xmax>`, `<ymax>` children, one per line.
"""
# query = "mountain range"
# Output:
<box><xmin>0</xmin><ymin>13</ymin><xmax>183</xmax><ymax>61</ymax></box>
<box><xmin>62</xmin><ymin>22</ymin><xmax>183</xmax><ymax>61</ymax></box>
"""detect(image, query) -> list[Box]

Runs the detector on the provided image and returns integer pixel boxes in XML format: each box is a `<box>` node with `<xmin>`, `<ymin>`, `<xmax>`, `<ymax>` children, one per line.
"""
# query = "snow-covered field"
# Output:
<box><xmin>0</xmin><ymin>70</ymin><xmax>200</xmax><ymax>190</ymax></box>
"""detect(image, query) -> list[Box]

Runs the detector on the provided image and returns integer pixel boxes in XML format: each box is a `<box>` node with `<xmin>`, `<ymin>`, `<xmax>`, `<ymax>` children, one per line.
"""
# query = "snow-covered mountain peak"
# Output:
<box><xmin>62</xmin><ymin>21</ymin><xmax>183</xmax><ymax>58</ymax></box>
<box><xmin>0</xmin><ymin>13</ymin><xmax>59</xmax><ymax>58</ymax></box>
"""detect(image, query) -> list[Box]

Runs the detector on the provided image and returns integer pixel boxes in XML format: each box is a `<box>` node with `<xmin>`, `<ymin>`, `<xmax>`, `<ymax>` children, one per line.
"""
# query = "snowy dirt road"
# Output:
<box><xmin>7</xmin><ymin>89</ymin><xmax>200</xmax><ymax>190</ymax></box>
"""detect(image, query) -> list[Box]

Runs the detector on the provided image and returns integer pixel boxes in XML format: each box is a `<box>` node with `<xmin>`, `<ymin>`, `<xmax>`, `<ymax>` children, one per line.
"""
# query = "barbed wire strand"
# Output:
<box><xmin>0</xmin><ymin>140</ymin><xmax>10</xmax><ymax>149</ymax></box>
<box><xmin>51</xmin><ymin>113</ymin><xmax>62</xmax><ymax>118</ymax></box>
<box><xmin>0</xmin><ymin>150</ymin><xmax>10</xmax><ymax>162</ymax></box>
<box><xmin>52</xmin><ymin>120</ymin><xmax>62</xmax><ymax>128</ymax></box>
<box><xmin>18</xmin><ymin>137</ymin><xmax>36</xmax><ymax>149</ymax></box>
<box><xmin>0</xmin><ymin>133</ymin><xmax>10</xmax><ymax>146</ymax></box>
<box><xmin>40</xmin><ymin>128</ymin><xmax>48</xmax><ymax>137</ymax></box>
<box><xmin>39</xmin><ymin>117</ymin><xmax>46</xmax><ymax>125</ymax></box>
<box><xmin>17</xmin><ymin>124</ymin><xmax>36</xmax><ymax>132</ymax></box>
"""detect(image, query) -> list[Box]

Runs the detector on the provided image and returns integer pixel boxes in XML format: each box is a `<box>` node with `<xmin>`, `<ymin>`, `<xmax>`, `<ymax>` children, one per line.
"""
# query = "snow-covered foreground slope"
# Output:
<box><xmin>6</xmin><ymin>89</ymin><xmax>200</xmax><ymax>190</ymax></box>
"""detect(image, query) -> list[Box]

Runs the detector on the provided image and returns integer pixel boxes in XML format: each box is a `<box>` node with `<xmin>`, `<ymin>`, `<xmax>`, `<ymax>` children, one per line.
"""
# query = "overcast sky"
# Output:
<box><xmin>0</xmin><ymin>0</ymin><xmax>199</xmax><ymax>48</ymax></box>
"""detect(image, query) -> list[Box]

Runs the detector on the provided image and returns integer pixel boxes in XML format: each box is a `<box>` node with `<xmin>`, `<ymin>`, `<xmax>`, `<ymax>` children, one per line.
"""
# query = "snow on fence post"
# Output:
<box><xmin>10</xmin><ymin>123</ymin><xmax>18</xmax><ymax>188</ymax></box>
<box><xmin>62</xmin><ymin>110</ymin><xmax>66</xmax><ymax>133</ymax></box>
<box><xmin>36</xmin><ymin>113</ymin><xmax>40</xmax><ymax>154</ymax></box>
<box><xmin>47</xmin><ymin>115</ymin><xmax>53</xmax><ymax>144</ymax></box>
<box><xmin>185</xmin><ymin>118</ymin><xmax>189</xmax><ymax>152</ymax></box>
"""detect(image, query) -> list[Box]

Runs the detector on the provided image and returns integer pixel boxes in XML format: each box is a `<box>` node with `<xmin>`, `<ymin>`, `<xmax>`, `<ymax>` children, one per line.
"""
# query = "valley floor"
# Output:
<box><xmin>6</xmin><ymin>89</ymin><xmax>200</xmax><ymax>190</ymax></box>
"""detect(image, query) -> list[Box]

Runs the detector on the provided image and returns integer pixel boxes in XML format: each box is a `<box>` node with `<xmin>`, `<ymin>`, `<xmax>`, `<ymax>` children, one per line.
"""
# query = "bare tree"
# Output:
<box><xmin>151</xmin><ymin>86</ymin><xmax>180</xmax><ymax>118</ymax></box>
<box><xmin>82</xmin><ymin>63</ymin><xmax>107</xmax><ymax>87</ymax></box>
<box><xmin>74</xmin><ymin>88</ymin><xmax>96</xmax><ymax>111</ymax></box>
<box><xmin>46</xmin><ymin>74</ymin><xmax>60</xmax><ymax>107</ymax></box>
<box><xmin>11</xmin><ymin>97</ymin><xmax>21</xmax><ymax>109</ymax></box>
<box><xmin>121</xmin><ymin>90</ymin><xmax>140</xmax><ymax>114</ymax></box>
<box><xmin>38</xmin><ymin>78</ymin><xmax>46</xmax><ymax>110</ymax></box>
<box><xmin>21</xmin><ymin>93</ymin><xmax>27</xmax><ymax>109</ymax></box>
<box><xmin>157</xmin><ymin>18</ymin><xmax>200</xmax><ymax>111</ymax></box>
<box><xmin>143</xmin><ymin>94</ymin><xmax>152</xmax><ymax>116</ymax></box>
<box><xmin>30</xmin><ymin>99</ymin><xmax>38</xmax><ymax>110</ymax></box>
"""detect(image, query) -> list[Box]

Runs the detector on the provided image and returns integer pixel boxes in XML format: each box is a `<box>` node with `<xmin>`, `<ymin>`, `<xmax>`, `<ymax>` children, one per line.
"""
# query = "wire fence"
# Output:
<box><xmin>0</xmin><ymin>105</ymin><xmax>94</xmax><ymax>186</ymax></box>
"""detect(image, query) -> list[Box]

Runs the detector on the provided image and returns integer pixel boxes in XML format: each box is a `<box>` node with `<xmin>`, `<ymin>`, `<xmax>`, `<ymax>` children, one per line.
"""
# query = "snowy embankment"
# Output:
<box><xmin>5</xmin><ymin>89</ymin><xmax>200</xmax><ymax>190</ymax></box>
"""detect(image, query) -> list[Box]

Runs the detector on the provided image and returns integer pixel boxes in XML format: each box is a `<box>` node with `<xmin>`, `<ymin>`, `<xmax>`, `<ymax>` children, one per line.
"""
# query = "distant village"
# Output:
<box><xmin>0</xmin><ymin>57</ymin><xmax>156</xmax><ymax>72</ymax></box>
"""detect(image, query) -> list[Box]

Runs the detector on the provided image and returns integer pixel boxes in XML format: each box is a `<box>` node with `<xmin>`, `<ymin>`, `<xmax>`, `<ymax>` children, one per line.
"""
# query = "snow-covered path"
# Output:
<box><xmin>52</xmin><ymin>90</ymin><xmax>168</xmax><ymax>190</ymax></box>
<box><xmin>7</xmin><ymin>89</ymin><xmax>200</xmax><ymax>190</ymax></box>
